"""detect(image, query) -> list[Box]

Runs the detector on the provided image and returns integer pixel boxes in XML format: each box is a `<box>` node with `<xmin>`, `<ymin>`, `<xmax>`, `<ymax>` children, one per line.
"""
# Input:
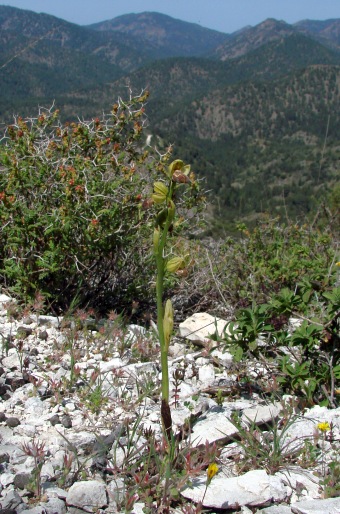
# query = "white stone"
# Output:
<box><xmin>179</xmin><ymin>312</ymin><xmax>229</xmax><ymax>346</ymax></box>
<box><xmin>41</xmin><ymin>460</ymin><xmax>56</xmax><ymax>480</ymax></box>
<box><xmin>70</xmin><ymin>413</ymin><xmax>84</xmax><ymax>426</ymax></box>
<box><xmin>38</xmin><ymin>315</ymin><xmax>61</xmax><ymax>328</ymax></box>
<box><xmin>64</xmin><ymin>402</ymin><xmax>76</xmax><ymax>412</ymax></box>
<box><xmin>168</xmin><ymin>342</ymin><xmax>187</xmax><ymax>357</ymax></box>
<box><xmin>280</xmin><ymin>406</ymin><xmax>340</xmax><ymax>454</ymax></box>
<box><xmin>181</xmin><ymin>469</ymin><xmax>288</xmax><ymax>509</ymax></box>
<box><xmin>17</xmin><ymin>507</ymin><xmax>46</xmax><ymax>514</ymax></box>
<box><xmin>25</xmin><ymin>397</ymin><xmax>47</xmax><ymax>416</ymax></box>
<box><xmin>42</xmin><ymin>482</ymin><xmax>68</xmax><ymax>499</ymax></box>
<box><xmin>171</xmin><ymin>406</ymin><xmax>192</xmax><ymax>428</ymax></box>
<box><xmin>0</xmin><ymin>472</ymin><xmax>15</xmax><ymax>486</ymax></box>
<box><xmin>99</xmin><ymin>357</ymin><xmax>125</xmax><ymax>373</ymax></box>
<box><xmin>190</xmin><ymin>408</ymin><xmax>238</xmax><ymax>446</ymax></box>
<box><xmin>132</xmin><ymin>502</ymin><xmax>147</xmax><ymax>514</ymax></box>
<box><xmin>128</xmin><ymin>324</ymin><xmax>146</xmax><ymax>337</ymax></box>
<box><xmin>198</xmin><ymin>363</ymin><xmax>216</xmax><ymax>385</ymax></box>
<box><xmin>109</xmin><ymin>446</ymin><xmax>126</xmax><ymax>468</ymax></box>
<box><xmin>15</xmin><ymin>423</ymin><xmax>37</xmax><ymax>437</ymax></box>
<box><xmin>0</xmin><ymin>489</ymin><xmax>22</xmax><ymax>510</ymax></box>
<box><xmin>211</xmin><ymin>348</ymin><xmax>233</xmax><ymax>366</ymax></box>
<box><xmin>260</xmin><ymin>507</ymin><xmax>292</xmax><ymax>513</ymax></box>
<box><xmin>276</xmin><ymin>468</ymin><xmax>321</xmax><ymax>502</ymax></box>
<box><xmin>176</xmin><ymin>381</ymin><xmax>197</xmax><ymax>400</ymax></box>
<box><xmin>107</xmin><ymin>476</ymin><xmax>125</xmax><ymax>503</ymax></box>
<box><xmin>0</xmin><ymin>294</ymin><xmax>13</xmax><ymax>304</ymax></box>
<box><xmin>125</xmin><ymin>361</ymin><xmax>157</xmax><ymax>378</ymax></box>
<box><xmin>43</xmin><ymin>497</ymin><xmax>67</xmax><ymax>514</ymax></box>
<box><xmin>2</xmin><ymin>352</ymin><xmax>21</xmax><ymax>369</ymax></box>
<box><xmin>241</xmin><ymin>402</ymin><xmax>282</xmax><ymax>425</ymax></box>
<box><xmin>67</xmin><ymin>430</ymin><xmax>97</xmax><ymax>451</ymax></box>
<box><xmin>291</xmin><ymin>496</ymin><xmax>340</xmax><ymax>513</ymax></box>
<box><xmin>66</xmin><ymin>480</ymin><xmax>107</xmax><ymax>512</ymax></box>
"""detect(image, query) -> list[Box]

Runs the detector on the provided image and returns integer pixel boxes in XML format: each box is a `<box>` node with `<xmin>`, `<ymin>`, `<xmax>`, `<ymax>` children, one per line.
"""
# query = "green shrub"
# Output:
<box><xmin>220</xmin><ymin>282</ymin><xmax>340</xmax><ymax>407</ymax></box>
<box><xmin>0</xmin><ymin>94</ymin><xmax>177</xmax><ymax>312</ymax></box>
<box><xmin>196</xmin><ymin>219</ymin><xmax>338</xmax><ymax>310</ymax></box>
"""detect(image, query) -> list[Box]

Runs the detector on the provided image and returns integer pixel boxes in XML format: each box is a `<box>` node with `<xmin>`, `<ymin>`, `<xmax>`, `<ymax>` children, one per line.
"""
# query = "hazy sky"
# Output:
<box><xmin>1</xmin><ymin>0</ymin><xmax>339</xmax><ymax>33</ymax></box>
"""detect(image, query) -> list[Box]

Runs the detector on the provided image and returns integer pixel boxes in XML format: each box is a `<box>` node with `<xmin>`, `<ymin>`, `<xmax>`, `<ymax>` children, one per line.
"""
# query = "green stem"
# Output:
<box><xmin>154</xmin><ymin>184</ymin><xmax>176</xmax><ymax>438</ymax></box>
<box><xmin>156</xmin><ymin>246</ymin><xmax>169</xmax><ymax>402</ymax></box>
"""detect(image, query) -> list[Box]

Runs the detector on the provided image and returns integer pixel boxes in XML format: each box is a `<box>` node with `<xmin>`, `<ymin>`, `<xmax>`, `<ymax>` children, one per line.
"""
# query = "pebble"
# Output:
<box><xmin>5</xmin><ymin>417</ymin><xmax>20</xmax><ymax>428</ymax></box>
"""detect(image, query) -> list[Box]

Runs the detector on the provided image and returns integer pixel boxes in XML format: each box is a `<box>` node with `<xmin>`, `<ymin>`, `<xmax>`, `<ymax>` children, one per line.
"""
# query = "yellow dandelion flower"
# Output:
<box><xmin>207</xmin><ymin>462</ymin><xmax>219</xmax><ymax>482</ymax></box>
<box><xmin>317</xmin><ymin>421</ymin><xmax>330</xmax><ymax>432</ymax></box>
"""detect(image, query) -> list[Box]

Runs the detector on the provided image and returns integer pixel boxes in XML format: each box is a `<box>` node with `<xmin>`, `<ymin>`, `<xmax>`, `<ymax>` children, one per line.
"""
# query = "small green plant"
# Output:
<box><xmin>121</xmin><ymin>432</ymin><xmax>220</xmax><ymax>513</ymax></box>
<box><xmin>228</xmin><ymin>406</ymin><xmax>316</xmax><ymax>474</ymax></box>
<box><xmin>215</xmin><ymin>388</ymin><xmax>224</xmax><ymax>407</ymax></box>
<box><xmin>322</xmin><ymin>460</ymin><xmax>340</xmax><ymax>498</ymax></box>
<box><xmin>316</xmin><ymin>421</ymin><xmax>331</xmax><ymax>480</ymax></box>
<box><xmin>21</xmin><ymin>438</ymin><xmax>46</xmax><ymax>498</ymax></box>
<box><xmin>82</xmin><ymin>369</ymin><xmax>109</xmax><ymax>414</ymax></box>
<box><xmin>55</xmin><ymin>452</ymin><xmax>75</xmax><ymax>489</ymax></box>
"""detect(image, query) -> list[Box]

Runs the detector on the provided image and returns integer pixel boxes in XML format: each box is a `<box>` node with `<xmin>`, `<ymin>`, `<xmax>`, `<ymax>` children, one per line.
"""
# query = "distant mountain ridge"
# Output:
<box><xmin>88</xmin><ymin>11</ymin><xmax>229</xmax><ymax>58</ymax></box>
<box><xmin>211</xmin><ymin>19</ymin><xmax>297</xmax><ymax>60</ymax></box>
<box><xmin>294</xmin><ymin>19</ymin><xmax>340</xmax><ymax>51</ymax></box>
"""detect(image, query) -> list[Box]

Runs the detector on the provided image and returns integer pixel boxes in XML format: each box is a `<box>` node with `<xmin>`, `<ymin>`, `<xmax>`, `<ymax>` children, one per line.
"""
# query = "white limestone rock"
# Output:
<box><xmin>98</xmin><ymin>357</ymin><xmax>126</xmax><ymax>373</ymax></box>
<box><xmin>190</xmin><ymin>407</ymin><xmax>238</xmax><ymax>446</ymax></box>
<box><xmin>0</xmin><ymin>472</ymin><xmax>15</xmax><ymax>487</ymax></box>
<box><xmin>0</xmin><ymin>293</ymin><xmax>13</xmax><ymax>305</ymax></box>
<box><xmin>181</xmin><ymin>469</ymin><xmax>288</xmax><ymax>509</ymax></box>
<box><xmin>66</xmin><ymin>480</ymin><xmax>108</xmax><ymax>512</ymax></box>
<box><xmin>2</xmin><ymin>350</ymin><xmax>21</xmax><ymax>370</ymax></box>
<box><xmin>291</xmin><ymin>496</ymin><xmax>340</xmax><ymax>513</ymax></box>
<box><xmin>259</xmin><ymin>506</ymin><xmax>292</xmax><ymax>513</ymax></box>
<box><xmin>38</xmin><ymin>315</ymin><xmax>61</xmax><ymax>328</ymax></box>
<box><xmin>276</xmin><ymin>468</ymin><xmax>321</xmax><ymax>502</ymax></box>
<box><xmin>241</xmin><ymin>402</ymin><xmax>282</xmax><ymax>425</ymax></box>
<box><xmin>179</xmin><ymin>312</ymin><xmax>229</xmax><ymax>346</ymax></box>
<box><xmin>280</xmin><ymin>405</ymin><xmax>340</xmax><ymax>454</ymax></box>
<box><xmin>198</xmin><ymin>363</ymin><xmax>216</xmax><ymax>385</ymax></box>
<box><xmin>132</xmin><ymin>502</ymin><xmax>147</xmax><ymax>514</ymax></box>
<box><xmin>43</xmin><ymin>497</ymin><xmax>67</xmax><ymax>514</ymax></box>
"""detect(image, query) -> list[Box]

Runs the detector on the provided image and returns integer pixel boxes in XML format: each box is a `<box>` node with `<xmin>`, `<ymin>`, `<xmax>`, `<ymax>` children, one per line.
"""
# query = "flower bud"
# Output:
<box><xmin>167</xmin><ymin>199</ymin><xmax>176</xmax><ymax>222</ymax></box>
<box><xmin>166</xmin><ymin>256</ymin><xmax>185</xmax><ymax>273</ymax></box>
<box><xmin>154</xmin><ymin>181</ymin><xmax>168</xmax><ymax>195</ymax></box>
<box><xmin>153</xmin><ymin>227</ymin><xmax>160</xmax><ymax>254</ymax></box>
<box><xmin>152</xmin><ymin>181</ymin><xmax>168</xmax><ymax>203</ymax></box>
<box><xmin>163</xmin><ymin>299</ymin><xmax>174</xmax><ymax>351</ymax></box>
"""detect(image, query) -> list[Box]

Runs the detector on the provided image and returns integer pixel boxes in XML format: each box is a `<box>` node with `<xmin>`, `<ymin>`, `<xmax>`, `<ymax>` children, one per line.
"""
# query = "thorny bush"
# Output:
<box><xmin>0</xmin><ymin>93</ymin><xmax>203</xmax><ymax>313</ymax></box>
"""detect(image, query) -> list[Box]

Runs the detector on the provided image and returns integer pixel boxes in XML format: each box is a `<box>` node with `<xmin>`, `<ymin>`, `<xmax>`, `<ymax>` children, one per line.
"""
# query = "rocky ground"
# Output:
<box><xmin>0</xmin><ymin>294</ymin><xmax>339</xmax><ymax>514</ymax></box>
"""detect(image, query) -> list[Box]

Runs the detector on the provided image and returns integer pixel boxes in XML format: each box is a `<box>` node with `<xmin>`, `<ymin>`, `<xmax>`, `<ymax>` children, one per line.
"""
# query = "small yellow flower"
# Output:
<box><xmin>335</xmin><ymin>261</ymin><xmax>340</xmax><ymax>267</ymax></box>
<box><xmin>207</xmin><ymin>463</ymin><xmax>219</xmax><ymax>482</ymax></box>
<box><xmin>317</xmin><ymin>421</ymin><xmax>330</xmax><ymax>432</ymax></box>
